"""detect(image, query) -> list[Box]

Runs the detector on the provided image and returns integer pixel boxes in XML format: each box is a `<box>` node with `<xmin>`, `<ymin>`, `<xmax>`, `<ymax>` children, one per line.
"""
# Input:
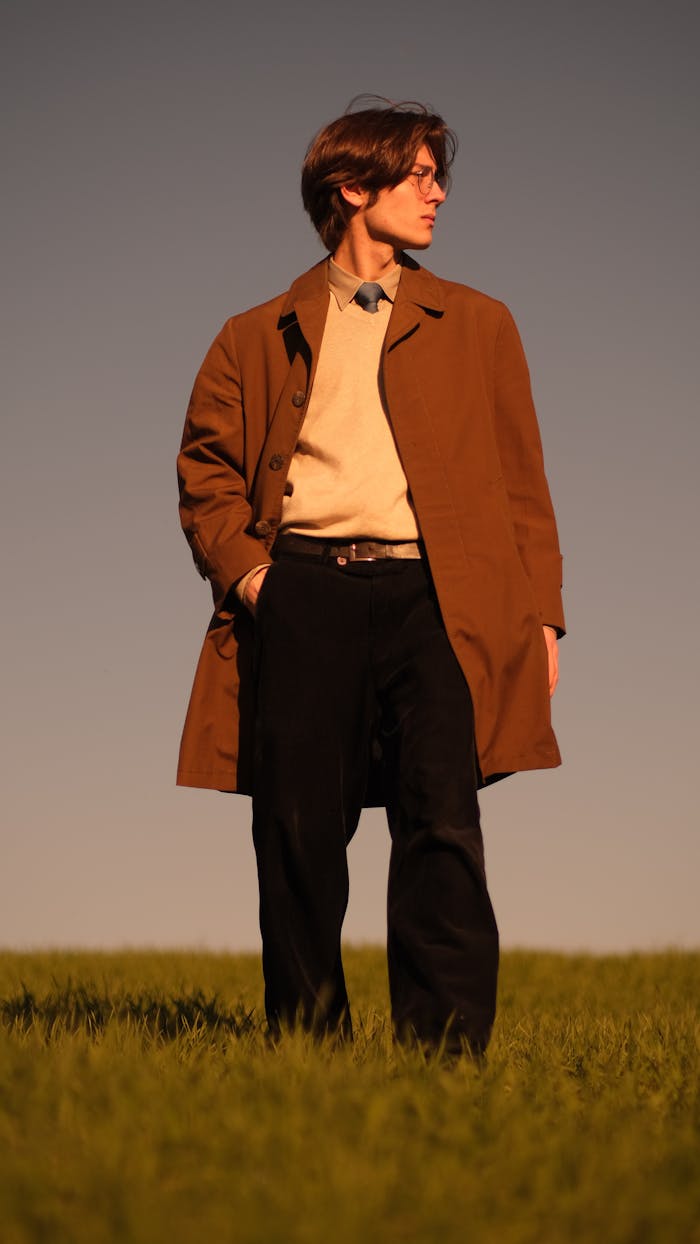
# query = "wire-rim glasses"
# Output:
<box><xmin>407</xmin><ymin>165</ymin><xmax>448</xmax><ymax>196</ymax></box>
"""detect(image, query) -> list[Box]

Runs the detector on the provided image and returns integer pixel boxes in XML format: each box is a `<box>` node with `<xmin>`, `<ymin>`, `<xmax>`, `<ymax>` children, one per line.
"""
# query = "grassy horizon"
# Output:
<box><xmin>1</xmin><ymin>948</ymin><xmax>698</xmax><ymax>1243</ymax></box>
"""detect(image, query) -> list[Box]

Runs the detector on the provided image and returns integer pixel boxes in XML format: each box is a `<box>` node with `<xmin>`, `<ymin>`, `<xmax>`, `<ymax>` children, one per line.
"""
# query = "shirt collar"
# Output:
<box><xmin>328</xmin><ymin>256</ymin><xmax>403</xmax><ymax>311</ymax></box>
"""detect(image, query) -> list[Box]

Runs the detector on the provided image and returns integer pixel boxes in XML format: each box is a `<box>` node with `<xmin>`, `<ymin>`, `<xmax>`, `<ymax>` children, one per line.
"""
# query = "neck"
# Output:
<box><xmin>333</xmin><ymin>235</ymin><xmax>400</xmax><ymax>282</ymax></box>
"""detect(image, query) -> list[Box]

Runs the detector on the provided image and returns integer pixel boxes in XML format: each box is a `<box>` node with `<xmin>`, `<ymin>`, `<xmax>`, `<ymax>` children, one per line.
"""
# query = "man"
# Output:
<box><xmin>177</xmin><ymin>100</ymin><xmax>564</xmax><ymax>1056</ymax></box>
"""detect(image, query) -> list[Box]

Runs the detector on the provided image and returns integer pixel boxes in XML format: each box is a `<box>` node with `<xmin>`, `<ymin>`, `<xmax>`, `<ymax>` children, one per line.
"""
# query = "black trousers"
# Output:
<box><xmin>251</xmin><ymin>552</ymin><xmax>499</xmax><ymax>1053</ymax></box>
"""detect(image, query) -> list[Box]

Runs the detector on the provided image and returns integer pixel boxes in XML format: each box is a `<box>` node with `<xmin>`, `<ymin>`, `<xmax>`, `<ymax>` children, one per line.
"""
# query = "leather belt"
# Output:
<box><xmin>273</xmin><ymin>534</ymin><xmax>423</xmax><ymax>563</ymax></box>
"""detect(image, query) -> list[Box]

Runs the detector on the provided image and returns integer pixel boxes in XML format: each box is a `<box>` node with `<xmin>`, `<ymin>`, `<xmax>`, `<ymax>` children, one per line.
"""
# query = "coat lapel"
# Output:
<box><xmin>278</xmin><ymin>258</ymin><xmax>330</xmax><ymax>380</ymax></box>
<box><xmin>249</xmin><ymin>260</ymin><xmax>330</xmax><ymax>521</ymax></box>
<box><xmin>384</xmin><ymin>255</ymin><xmax>445</xmax><ymax>352</ymax></box>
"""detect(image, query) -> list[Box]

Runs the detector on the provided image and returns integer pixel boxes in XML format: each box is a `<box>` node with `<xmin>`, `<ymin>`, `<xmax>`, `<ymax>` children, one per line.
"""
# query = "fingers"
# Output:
<box><xmin>549</xmin><ymin>650</ymin><xmax>559</xmax><ymax>697</ymax></box>
<box><xmin>243</xmin><ymin>566</ymin><xmax>270</xmax><ymax>615</ymax></box>
<box><xmin>542</xmin><ymin>626</ymin><xmax>559</xmax><ymax>698</ymax></box>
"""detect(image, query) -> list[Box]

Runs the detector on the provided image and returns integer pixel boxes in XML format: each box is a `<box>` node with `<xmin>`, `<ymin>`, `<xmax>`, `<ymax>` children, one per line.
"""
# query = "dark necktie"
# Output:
<box><xmin>354</xmin><ymin>282</ymin><xmax>386</xmax><ymax>314</ymax></box>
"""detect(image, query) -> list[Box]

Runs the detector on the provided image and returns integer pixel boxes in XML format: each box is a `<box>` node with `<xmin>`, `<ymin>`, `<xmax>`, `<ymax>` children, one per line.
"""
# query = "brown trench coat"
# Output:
<box><xmin>177</xmin><ymin>255</ymin><xmax>565</xmax><ymax>795</ymax></box>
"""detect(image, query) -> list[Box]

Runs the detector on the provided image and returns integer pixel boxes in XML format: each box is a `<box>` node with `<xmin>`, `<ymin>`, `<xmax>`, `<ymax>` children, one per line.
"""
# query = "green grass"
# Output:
<box><xmin>1</xmin><ymin>948</ymin><xmax>698</xmax><ymax>1244</ymax></box>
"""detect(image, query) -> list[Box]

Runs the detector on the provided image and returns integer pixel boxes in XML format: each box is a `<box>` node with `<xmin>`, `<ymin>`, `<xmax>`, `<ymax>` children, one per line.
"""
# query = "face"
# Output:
<box><xmin>354</xmin><ymin>144</ymin><xmax>447</xmax><ymax>252</ymax></box>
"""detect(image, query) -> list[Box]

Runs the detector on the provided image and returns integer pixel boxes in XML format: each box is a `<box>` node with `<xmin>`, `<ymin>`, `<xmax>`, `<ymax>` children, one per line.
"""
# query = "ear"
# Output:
<box><xmin>339</xmin><ymin>183</ymin><xmax>369</xmax><ymax>209</ymax></box>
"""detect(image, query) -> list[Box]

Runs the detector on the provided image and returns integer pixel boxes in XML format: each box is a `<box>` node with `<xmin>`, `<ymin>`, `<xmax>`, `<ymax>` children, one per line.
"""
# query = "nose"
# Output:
<box><xmin>427</xmin><ymin>179</ymin><xmax>447</xmax><ymax>205</ymax></box>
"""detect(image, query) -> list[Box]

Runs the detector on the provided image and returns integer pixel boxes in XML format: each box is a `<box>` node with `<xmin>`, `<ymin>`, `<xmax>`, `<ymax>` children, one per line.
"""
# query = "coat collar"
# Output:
<box><xmin>385</xmin><ymin>254</ymin><xmax>445</xmax><ymax>351</ymax></box>
<box><xmin>277</xmin><ymin>254</ymin><xmax>445</xmax><ymax>362</ymax></box>
<box><xmin>279</xmin><ymin>253</ymin><xmax>445</xmax><ymax>319</ymax></box>
<box><xmin>393</xmin><ymin>254</ymin><xmax>445</xmax><ymax>314</ymax></box>
<box><xmin>280</xmin><ymin>257</ymin><xmax>330</xmax><ymax>318</ymax></box>
<box><xmin>278</xmin><ymin>259</ymin><xmax>330</xmax><ymax>360</ymax></box>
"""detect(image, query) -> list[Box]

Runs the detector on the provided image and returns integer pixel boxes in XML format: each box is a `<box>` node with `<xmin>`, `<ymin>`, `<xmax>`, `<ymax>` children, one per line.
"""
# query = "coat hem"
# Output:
<box><xmin>177</xmin><ymin>770</ymin><xmax>249</xmax><ymax>795</ymax></box>
<box><xmin>176</xmin><ymin>749</ymin><xmax>561</xmax><ymax>797</ymax></box>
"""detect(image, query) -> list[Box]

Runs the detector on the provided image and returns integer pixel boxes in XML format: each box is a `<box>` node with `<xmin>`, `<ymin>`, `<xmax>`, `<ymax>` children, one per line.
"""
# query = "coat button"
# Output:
<box><xmin>269</xmin><ymin>454</ymin><xmax>284</xmax><ymax>471</ymax></box>
<box><xmin>255</xmin><ymin>519</ymin><xmax>272</xmax><ymax>537</ymax></box>
<box><xmin>291</xmin><ymin>390</ymin><xmax>306</xmax><ymax>407</ymax></box>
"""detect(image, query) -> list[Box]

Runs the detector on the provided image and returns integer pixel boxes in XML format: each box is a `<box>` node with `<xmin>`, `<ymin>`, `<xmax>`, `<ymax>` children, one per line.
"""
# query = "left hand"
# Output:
<box><xmin>543</xmin><ymin>626</ymin><xmax>559</xmax><ymax>697</ymax></box>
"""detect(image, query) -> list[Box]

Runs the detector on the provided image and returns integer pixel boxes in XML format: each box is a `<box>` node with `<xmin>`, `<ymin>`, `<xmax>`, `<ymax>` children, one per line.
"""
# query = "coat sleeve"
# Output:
<box><xmin>493</xmin><ymin>304</ymin><xmax>566</xmax><ymax>635</ymax></box>
<box><xmin>177</xmin><ymin>319</ymin><xmax>272</xmax><ymax>611</ymax></box>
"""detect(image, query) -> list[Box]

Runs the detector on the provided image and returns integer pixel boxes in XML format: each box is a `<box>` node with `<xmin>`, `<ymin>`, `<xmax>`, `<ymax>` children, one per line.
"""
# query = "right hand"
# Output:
<box><xmin>243</xmin><ymin>566</ymin><xmax>270</xmax><ymax>616</ymax></box>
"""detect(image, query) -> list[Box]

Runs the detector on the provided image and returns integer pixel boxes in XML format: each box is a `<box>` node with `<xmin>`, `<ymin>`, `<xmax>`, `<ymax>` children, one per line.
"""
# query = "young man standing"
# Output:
<box><xmin>177</xmin><ymin>101</ymin><xmax>564</xmax><ymax>1055</ymax></box>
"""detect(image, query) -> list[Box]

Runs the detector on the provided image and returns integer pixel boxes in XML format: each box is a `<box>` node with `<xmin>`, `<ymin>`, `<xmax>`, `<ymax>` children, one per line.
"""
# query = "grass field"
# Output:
<box><xmin>1</xmin><ymin>947</ymin><xmax>698</xmax><ymax>1244</ymax></box>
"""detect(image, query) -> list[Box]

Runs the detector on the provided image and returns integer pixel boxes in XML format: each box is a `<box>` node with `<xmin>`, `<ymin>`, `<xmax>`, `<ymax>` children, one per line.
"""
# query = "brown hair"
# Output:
<box><xmin>301</xmin><ymin>96</ymin><xmax>457</xmax><ymax>252</ymax></box>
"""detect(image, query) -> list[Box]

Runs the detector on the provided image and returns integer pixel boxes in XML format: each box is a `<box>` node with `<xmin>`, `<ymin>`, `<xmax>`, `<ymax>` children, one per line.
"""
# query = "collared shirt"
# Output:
<box><xmin>326</xmin><ymin>255</ymin><xmax>402</xmax><ymax>310</ymax></box>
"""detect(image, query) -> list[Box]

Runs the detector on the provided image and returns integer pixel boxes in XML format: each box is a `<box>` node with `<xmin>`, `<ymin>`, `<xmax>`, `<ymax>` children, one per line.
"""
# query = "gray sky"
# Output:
<box><xmin>2</xmin><ymin>0</ymin><xmax>698</xmax><ymax>953</ymax></box>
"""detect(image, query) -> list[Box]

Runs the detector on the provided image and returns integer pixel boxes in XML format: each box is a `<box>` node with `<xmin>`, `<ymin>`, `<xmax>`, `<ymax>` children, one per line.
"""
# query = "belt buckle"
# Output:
<box><xmin>347</xmin><ymin>542</ymin><xmax>377</xmax><ymax>563</ymax></box>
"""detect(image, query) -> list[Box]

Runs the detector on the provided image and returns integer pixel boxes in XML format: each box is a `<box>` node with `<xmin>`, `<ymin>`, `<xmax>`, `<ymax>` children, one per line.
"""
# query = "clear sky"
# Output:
<box><xmin>3</xmin><ymin>0</ymin><xmax>698</xmax><ymax>953</ymax></box>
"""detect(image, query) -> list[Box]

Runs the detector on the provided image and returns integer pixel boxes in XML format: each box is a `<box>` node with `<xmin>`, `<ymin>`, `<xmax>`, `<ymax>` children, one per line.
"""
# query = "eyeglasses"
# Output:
<box><xmin>407</xmin><ymin>165</ymin><xmax>449</xmax><ymax>196</ymax></box>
